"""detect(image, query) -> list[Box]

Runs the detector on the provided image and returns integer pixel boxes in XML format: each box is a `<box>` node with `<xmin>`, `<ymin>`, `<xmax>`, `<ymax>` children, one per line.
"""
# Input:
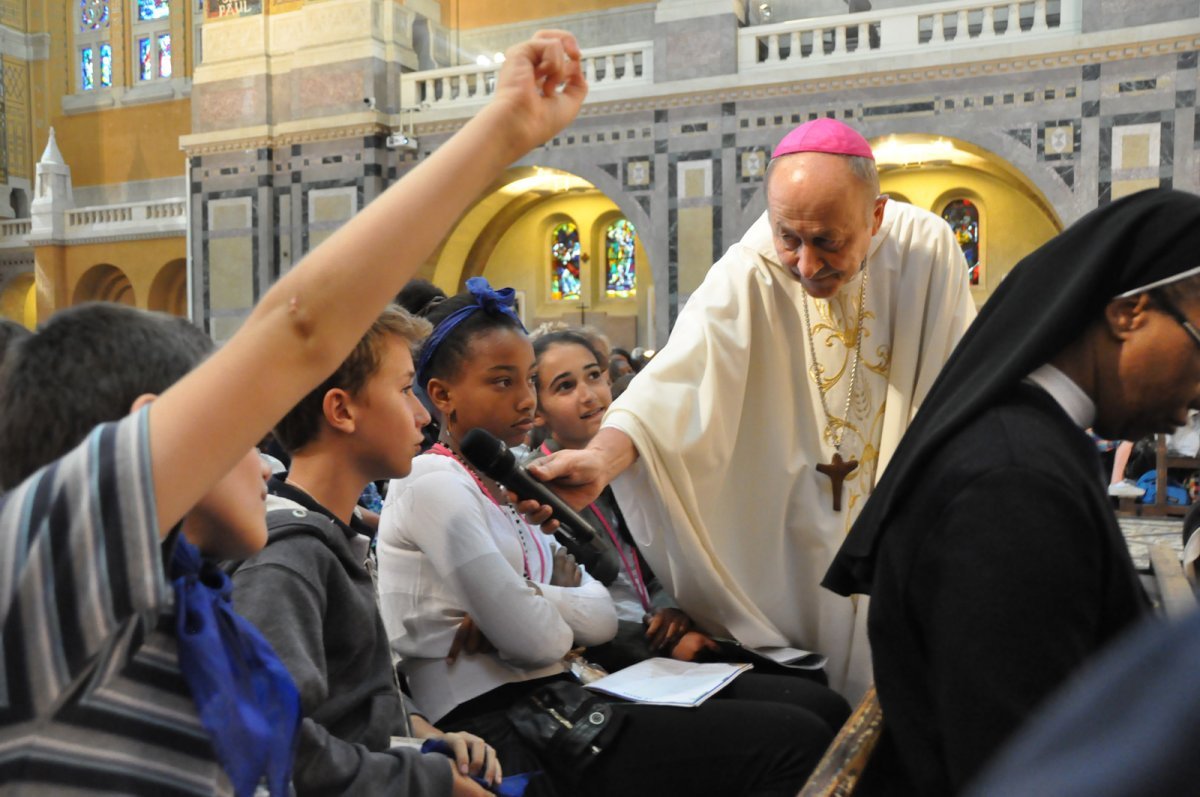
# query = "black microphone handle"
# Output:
<box><xmin>499</xmin><ymin>466</ymin><xmax>597</xmax><ymax>545</ymax></box>
<box><xmin>457</xmin><ymin>428</ymin><xmax>622</xmax><ymax>584</ymax></box>
<box><xmin>499</xmin><ymin>467</ymin><xmax>621</xmax><ymax>584</ymax></box>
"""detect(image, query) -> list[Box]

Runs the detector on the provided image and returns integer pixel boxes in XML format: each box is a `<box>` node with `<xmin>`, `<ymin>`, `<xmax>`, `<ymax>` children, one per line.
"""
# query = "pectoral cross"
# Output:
<box><xmin>816</xmin><ymin>453</ymin><xmax>858</xmax><ymax>512</ymax></box>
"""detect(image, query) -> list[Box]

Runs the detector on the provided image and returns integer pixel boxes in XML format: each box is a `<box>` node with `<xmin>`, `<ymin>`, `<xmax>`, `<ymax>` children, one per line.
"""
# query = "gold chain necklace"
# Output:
<box><xmin>800</xmin><ymin>265</ymin><xmax>868</xmax><ymax>512</ymax></box>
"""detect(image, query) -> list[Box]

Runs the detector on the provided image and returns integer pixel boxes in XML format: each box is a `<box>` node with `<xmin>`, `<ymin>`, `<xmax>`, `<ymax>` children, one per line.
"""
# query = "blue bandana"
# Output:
<box><xmin>421</xmin><ymin>739</ymin><xmax>538</xmax><ymax>796</ymax></box>
<box><xmin>171</xmin><ymin>536</ymin><xmax>301</xmax><ymax>796</ymax></box>
<box><xmin>416</xmin><ymin>277</ymin><xmax>526</xmax><ymax>390</ymax></box>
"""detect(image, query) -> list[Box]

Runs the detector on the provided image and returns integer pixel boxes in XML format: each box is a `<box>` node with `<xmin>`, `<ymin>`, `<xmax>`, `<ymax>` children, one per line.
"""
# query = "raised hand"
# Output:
<box><xmin>491</xmin><ymin>30</ymin><xmax>588</xmax><ymax>158</ymax></box>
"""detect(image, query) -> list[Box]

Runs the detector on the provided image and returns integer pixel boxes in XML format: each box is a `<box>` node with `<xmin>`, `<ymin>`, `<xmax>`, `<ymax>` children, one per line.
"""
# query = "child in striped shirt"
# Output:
<box><xmin>0</xmin><ymin>29</ymin><xmax>588</xmax><ymax>797</ymax></box>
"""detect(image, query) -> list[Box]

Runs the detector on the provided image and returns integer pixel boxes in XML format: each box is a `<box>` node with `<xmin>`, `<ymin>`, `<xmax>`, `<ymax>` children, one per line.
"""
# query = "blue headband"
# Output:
<box><xmin>416</xmin><ymin>277</ymin><xmax>526</xmax><ymax>389</ymax></box>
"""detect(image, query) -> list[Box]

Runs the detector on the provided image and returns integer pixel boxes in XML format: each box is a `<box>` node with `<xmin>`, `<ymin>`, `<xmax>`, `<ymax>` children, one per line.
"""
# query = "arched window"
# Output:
<box><xmin>604</xmin><ymin>219</ymin><xmax>637</xmax><ymax>299</ymax></box>
<box><xmin>550</xmin><ymin>222</ymin><xmax>581</xmax><ymax>301</ymax></box>
<box><xmin>77</xmin><ymin>0</ymin><xmax>112</xmax><ymax>91</ymax></box>
<box><xmin>134</xmin><ymin>0</ymin><xmax>172</xmax><ymax>82</ymax></box>
<box><xmin>941</xmin><ymin>198</ymin><xmax>981</xmax><ymax>286</ymax></box>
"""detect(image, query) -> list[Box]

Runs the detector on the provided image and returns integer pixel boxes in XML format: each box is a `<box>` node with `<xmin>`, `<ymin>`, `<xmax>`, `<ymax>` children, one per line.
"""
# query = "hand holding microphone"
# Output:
<box><xmin>459</xmin><ymin>428</ymin><xmax>621</xmax><ymax>584</ymax></box>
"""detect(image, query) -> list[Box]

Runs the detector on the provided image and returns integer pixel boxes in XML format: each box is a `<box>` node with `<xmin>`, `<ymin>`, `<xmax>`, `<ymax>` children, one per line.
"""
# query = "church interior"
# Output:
<box><xmin>3</xmin><ymin>0</ymin><xmax>1196</xmax><ymax>516</ymax></box>
<box><xmin>2</xmin><ymin>0</ymin><xmax>1194</xmax><ymax>348</ymax></box>
<box><xmin>3</xmin><ymin>2</ymin><xmax>1200</xmax><ymax>793</ymax></box>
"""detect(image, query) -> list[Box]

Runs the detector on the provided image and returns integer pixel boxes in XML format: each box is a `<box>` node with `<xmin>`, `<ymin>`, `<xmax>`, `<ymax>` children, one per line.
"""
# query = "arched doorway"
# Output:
<box><xmin>0</xmin><ymin>273</ymin><xmax>36</xmax><ymax>329</ymax></box>
<box><xmin>74</xmin><ymin>263</ymin><xmax>136</xmax><ymax>306</ymax></box>
<box><xmin>149</xmin><ymin>258</ymin><xmax>187</xmax><ymax>316</ymax></box>
<box><xmin>870</xmin><ymin>134</ymin><xmax>1061</xmax><ymax>302</ymax></box>
<box><xmin>431</xmin><ymin>167</ymin><xmax>654</xmax><ymax>349</ymax></box>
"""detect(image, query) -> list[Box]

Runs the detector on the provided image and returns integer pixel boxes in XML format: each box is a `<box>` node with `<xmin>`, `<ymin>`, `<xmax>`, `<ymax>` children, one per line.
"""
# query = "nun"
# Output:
<box><xmin>824</xmin><ymin>188</ymin><xmax>1200</xmax><ymax>795</ymax></box>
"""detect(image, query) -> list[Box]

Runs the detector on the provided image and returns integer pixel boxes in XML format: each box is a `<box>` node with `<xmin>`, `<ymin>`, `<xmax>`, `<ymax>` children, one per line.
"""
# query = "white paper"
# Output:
<box><xmin>750</xmin><ymin>646</ymin><xmax>828</xmax><ymax>670</ymax></box>
<box><xmin>584</xmin><ymin>658</ymin><xmax>752</xmax><ymax>707</ymax></box>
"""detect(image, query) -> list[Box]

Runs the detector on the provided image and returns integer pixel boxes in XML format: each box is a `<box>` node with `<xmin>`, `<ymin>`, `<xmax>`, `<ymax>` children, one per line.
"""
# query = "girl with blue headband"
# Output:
<box><xmin>376</xmin><ymin>280</ymin><xmax>838</xmax><ymax>796</ymax></box>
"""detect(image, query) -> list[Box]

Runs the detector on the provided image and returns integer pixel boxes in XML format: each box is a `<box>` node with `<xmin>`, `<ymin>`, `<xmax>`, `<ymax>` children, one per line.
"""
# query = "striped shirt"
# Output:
<box><xmin>0</xmin><ymin>408</ymin><xmax>233</xmax><ymax>795</ymax></box>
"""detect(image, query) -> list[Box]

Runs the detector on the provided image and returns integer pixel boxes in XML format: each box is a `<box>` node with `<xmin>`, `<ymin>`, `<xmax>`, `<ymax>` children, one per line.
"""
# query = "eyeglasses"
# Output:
<box><xmin>1149</xmin><ymin>290</ymin><xmax>1200</xmax><ymax>352</ymax></box>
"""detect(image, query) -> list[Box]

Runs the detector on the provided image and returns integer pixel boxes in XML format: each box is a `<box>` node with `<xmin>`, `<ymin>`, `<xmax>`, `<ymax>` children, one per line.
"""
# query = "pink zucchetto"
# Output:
<box><xmin>770</xmin><ymin>118</ymin><xmax>875</xmax><ymax>160</ymax></box>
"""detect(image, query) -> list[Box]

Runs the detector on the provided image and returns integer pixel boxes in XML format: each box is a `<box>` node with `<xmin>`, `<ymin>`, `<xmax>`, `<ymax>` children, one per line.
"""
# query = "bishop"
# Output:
<box><xmin>531</xmin><ymin>118</ymin><xmax>977</xmax><ymax>698</ymax></box>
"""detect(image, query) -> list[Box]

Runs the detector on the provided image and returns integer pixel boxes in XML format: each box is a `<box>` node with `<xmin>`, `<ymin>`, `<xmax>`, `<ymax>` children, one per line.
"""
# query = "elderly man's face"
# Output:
<box><xmin>766</xmin><ymin>152</ymin><xmax>886</xmax><ymax>300</ymax></box>
<box><xmin>1096</xmin><ymin>292</ymin><xmax>1200</xmax><ymax>441</ymax></box>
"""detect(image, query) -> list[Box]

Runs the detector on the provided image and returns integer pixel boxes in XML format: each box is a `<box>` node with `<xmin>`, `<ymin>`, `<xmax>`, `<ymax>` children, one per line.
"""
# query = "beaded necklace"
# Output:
<box><xmin>428</xmin><ymin>442</ymin><xmax>546</xmax><ymax>582</ymax></box>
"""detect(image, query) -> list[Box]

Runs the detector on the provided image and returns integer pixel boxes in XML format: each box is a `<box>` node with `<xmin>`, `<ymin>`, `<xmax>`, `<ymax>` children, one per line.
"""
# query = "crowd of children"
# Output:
<box><xmin>0</xmin><ymin>30</ymin><xmax>847</xmax><ymax>797</ymax></box>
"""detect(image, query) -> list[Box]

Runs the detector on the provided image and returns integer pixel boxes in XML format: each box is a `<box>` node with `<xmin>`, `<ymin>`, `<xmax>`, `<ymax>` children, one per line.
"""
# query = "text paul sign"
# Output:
<box><xmin>206</xmin><ymin>0</ymin><xmax>261</xmax><ymax>19</ymax></box>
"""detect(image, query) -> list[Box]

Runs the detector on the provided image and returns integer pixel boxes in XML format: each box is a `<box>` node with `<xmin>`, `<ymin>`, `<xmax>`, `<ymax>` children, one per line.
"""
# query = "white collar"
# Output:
<box><xmin>1025</xmin><ymin>363</ymin><xmax>1095</xmax><ymax>429</ymax></box>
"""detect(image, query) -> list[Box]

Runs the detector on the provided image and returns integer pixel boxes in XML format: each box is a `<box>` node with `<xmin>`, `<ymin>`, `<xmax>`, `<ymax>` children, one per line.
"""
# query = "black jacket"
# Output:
<box><xmin>863</xmin><ymin>384</ymin><xmax>1148</xmax><ymax>795</ymax></box>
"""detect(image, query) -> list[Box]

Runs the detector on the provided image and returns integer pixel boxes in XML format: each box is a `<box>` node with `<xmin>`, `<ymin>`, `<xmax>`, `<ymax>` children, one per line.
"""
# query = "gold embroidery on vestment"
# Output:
<box><xmin>805</xmin><ymin>293</ymin><xmax>895</xmax><ymax>533</ymax></box>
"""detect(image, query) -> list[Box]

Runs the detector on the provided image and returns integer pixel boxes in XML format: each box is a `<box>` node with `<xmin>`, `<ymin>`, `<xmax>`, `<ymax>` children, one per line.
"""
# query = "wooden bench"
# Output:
<box><xmin>797</xmin><ymin>686</ymin><xmax>883</xmax><ymax>797</ymax></box>
<box><xmin>1149</xmin><ymin>541</ymin><xmax>1198</xmax><ymax>619</ymax></box>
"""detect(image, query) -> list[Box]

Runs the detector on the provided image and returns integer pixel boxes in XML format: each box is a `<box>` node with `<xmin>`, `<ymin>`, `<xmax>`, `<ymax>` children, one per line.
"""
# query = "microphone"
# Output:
<box><xmin>459</xmin><ymin>428</ymin><xmax>621</xmax><ymax>584</ymax></box>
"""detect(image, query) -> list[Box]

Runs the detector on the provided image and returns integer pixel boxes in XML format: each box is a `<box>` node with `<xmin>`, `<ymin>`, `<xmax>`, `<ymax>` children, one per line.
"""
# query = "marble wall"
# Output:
<box><xmin>186</xmin><ymin>4</ymin><xmax>1200</xmax><ymax>345</ymax></box>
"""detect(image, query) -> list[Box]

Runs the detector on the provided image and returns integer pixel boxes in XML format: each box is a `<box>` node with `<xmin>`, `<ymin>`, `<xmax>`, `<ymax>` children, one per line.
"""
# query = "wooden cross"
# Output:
<box><xmin>816</xmin><ymin>453</ymin><xmax>859</xmax><ymax>512</ymax></box>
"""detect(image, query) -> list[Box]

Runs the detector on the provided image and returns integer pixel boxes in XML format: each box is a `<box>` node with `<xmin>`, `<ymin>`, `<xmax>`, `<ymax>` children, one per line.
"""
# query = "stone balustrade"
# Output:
<box><xmin>401</xmin><ymin>40</ymin><xmax>653</xmax><ymax>111</ymax></box>
<box><xmin>0</xmin><ymin>220</ymin><xmax>32</xmax><ymax>251</ymax></box>
<box><xmin>63</xmin><ymin>199</ymin><xmax>186</xmax><ymax>240</ymax></box>
<box><xmin>738</xmin><ymin>0</ymin><xmax>1079</xmax><ymax>70</ymax></box>
<box><xmin>0</xmin><ymin>199</ymin><xmax>187</xmax><ymax>248</ymax></box>
<box><xmin>0</xmin><ymin>219</ymin><xmax>31</xmax><ymax>239</ymax></box>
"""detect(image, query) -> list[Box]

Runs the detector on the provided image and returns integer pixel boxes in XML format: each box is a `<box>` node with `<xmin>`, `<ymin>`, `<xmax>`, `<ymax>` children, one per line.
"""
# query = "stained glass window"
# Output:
<box><xmin>159</xmin><ymin>34</ymin><xmax>172</xmax><ymax>78</ymax></box>
<box><xmin>100</xmin><ymin>43</ymin><xmax>113</xmax><ymax>88</ymax></box>
<box><xmin>550</xmin><ymin>222</ymin><xmax>581</xmax><ymax>301</ymax></box>
<box><xmin>81</xmin><ymin>47</ymin><xmax>95</xmax><ymax>90</ymax></box>
<box><xmin>138</xmin><ymin>37</ymin><xmax>152</xmax><ymax>80</ymax></box>
<box><xmin>942</xmin><ymin>199</ymin><xmax>981</xmax><ymax>286</ymax></box>
<box><xmin>605</xmin><ymin>219</ymin><xmax>637</xmax><ymax>298</ymax></box>
<box><xmin>80</xmin><ymin>0</ymin><xmax>110</xmax><ymax>31</ymax></box>
<box><xmin>138</xmin><ymin>0</ymin><xmax>169</xmax><ymax>20</ymax></box>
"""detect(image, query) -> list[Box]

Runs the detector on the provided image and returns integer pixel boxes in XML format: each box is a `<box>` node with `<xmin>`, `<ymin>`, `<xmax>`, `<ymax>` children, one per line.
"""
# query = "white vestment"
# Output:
<box><xmin>605</xmin><ymin>201</ymin><xmax>976</xmax><ymax>699</ymax></box>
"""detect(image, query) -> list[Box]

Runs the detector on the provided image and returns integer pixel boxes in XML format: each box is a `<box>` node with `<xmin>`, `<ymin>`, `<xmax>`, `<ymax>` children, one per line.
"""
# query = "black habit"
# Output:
<box><xmin>861</xmin><ymin>382</ymin><xmax>1148</xmax><ymax>794</ymax></box>
<box><xmin>823</xmin><ymin>189</ymin><xmax>1200</xmax><ymax>794</ymax></box>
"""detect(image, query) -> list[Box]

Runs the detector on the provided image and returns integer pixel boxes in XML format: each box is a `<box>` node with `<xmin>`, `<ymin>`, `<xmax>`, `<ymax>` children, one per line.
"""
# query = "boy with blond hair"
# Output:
<box><xmin>233</xmin><ymin>306</ymin><xmax>504</xmax><ymax>794</ymax></box>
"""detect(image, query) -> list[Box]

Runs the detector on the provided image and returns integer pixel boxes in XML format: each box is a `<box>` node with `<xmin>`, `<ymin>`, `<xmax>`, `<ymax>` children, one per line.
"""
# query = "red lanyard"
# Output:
<box><xmin>588</xmin><ymin>501</ymin><xmax>651</xmax><ymax>612</ymax></box>
<box><xmin>540</xmin><ymin>442</ymin><xmax>651</xmax><ymax>611</ymax></box>
<box><xmin>428</xmin><ymin>444</ymin><xmax>546</xmax><ymax>581</ymax></box>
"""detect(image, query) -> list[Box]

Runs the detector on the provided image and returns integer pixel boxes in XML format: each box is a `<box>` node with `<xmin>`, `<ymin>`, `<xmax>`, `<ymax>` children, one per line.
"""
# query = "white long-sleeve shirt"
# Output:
<box><xmin>377</xmin><ymin>454</ymin><xmax>617</xmax><ymax>722</ymax></box>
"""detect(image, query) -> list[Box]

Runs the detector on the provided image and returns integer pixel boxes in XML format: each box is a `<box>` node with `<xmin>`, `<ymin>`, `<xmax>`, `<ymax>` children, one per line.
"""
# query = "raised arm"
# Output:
<box><xmin>149</xmin><ymin>32</ymin><xmax>587</xmax><ymax>534</ymax></box>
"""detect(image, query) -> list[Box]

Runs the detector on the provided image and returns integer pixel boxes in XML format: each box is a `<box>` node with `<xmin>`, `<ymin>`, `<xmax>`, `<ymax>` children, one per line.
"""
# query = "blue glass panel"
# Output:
<box><xmin>80</xmin><ymin>0</ymin><xmax>110</xmax><ymax>31</ymax></box>
<box><xmin>941</xmin><ymin>199</ymin><xmax>981</xmax><ymax>286</ymax></box>
<box><xmin>100</xmin><ymin>43</ymin><xmax>113</xmax><ymax>88</ymax></box>
<box><xmin>550</xmin><ymin>222</ymin><xmax>581</xmax><ymax>301</ymax></box>
<box><xmin>138</xmin><ymin>0</ymin><xmax>169</xmax><ymax>20</ymax></box>
<box><xmin>159</xmin><ymin>33</ymin><xmax>172</xmax><ymax>78</ymax></box>
<box><xmin>605</xmin><ymin>219</ymin><xmax>637</xmax><ymax>298</ymax></box>
<box><xmin>82</xmin><ymin>47</ymin><xmax>94</xmax><ymax>90</ymax></box>
<box><xmin>139</xmin><ymin>37</ymin><xmax>152</xmax><ymax>80</ymax></box>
